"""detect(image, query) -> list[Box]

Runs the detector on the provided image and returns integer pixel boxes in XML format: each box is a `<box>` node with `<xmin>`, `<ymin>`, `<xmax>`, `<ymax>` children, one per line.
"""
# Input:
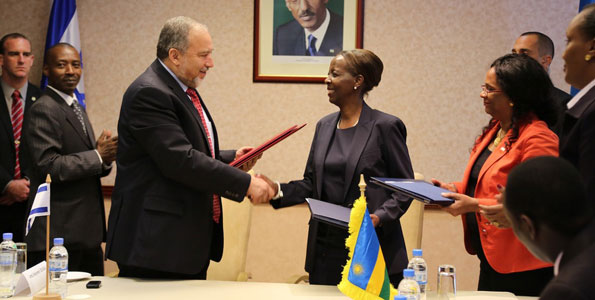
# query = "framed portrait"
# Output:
<box><xmin>253</xmin><ymin>0</ymin><xmax>364</xmax><ymax>83</ymax></box>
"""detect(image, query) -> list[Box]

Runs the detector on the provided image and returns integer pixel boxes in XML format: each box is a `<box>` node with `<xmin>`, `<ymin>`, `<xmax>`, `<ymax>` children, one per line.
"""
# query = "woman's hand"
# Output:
<box><xmin>370</xmin><ymin>214</ymin><xmax>379</xmax><ymax>227</ymax></box>
<box><xmin>441</xmin><ymin>193</ymin><xmax>479</xmax><ymax>216</ymax></box>
<box><xmin>431</xmin><ymin>178</ymin><xmax>457</xmax><ymax>192</ymax></box>
<box><xmin>479</xmin><ymin>204</ymin><xmax>511</xmax><ymax>228</ymax></box>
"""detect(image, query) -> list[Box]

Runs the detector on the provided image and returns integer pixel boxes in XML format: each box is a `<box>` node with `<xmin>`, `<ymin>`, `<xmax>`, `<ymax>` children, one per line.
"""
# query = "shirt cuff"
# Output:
<box><xmin>272</xmin><ymin>181</ymin><xmax>283</xmax><ymax>200</ymax></box>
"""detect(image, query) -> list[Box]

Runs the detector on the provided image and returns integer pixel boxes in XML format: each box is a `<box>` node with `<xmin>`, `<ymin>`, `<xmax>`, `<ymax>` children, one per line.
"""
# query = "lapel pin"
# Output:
<box><xmin>32</xmin><ymin>97</ymin><xmax>37</xmax><ymax>101</ymax></box>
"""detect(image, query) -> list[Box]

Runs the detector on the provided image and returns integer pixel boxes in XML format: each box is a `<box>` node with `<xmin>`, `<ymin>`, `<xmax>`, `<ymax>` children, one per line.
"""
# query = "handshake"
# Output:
<box><xmin>246</xmin><ymin>173</ymin><xmax>278</xmax><ymax>204</ymax></box>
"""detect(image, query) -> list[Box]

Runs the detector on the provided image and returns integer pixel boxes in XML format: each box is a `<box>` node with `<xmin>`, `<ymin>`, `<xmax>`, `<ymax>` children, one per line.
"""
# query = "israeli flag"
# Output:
<box><xmin>41</xmin><ymin>0</ymin><xmax>86</xmax><ymax>108</ymax></box>
<box><xmin>26</xmin><ymin>183</ymin><xmax>51</xmax><ymax>236</ymax></box>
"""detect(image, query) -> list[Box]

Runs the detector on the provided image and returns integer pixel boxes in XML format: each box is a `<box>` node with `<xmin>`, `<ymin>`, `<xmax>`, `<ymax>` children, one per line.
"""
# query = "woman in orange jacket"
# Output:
<box><xmin>433</xmin><ymin>54</ymin><xmax>559</xmax><ymax>296</ymax></box>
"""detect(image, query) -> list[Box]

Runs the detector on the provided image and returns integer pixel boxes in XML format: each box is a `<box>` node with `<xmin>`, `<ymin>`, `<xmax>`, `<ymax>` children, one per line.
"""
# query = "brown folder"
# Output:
<box><xmin>229</xmin><ymin>123</ymin><xmax>307</xmax><ymax>168</ymax></box>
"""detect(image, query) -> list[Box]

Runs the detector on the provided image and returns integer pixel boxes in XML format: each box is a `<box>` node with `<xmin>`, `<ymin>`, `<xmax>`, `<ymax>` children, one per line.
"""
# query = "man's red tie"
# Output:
<box><xmin>186</xmin><ymin>88</ymin><xmax>221</xmax><ymax>223</ymax></box>
<box><xmin>11</xmin><ymin>90</ymin><xmax>23</xmax><ymax>179</ymax></box>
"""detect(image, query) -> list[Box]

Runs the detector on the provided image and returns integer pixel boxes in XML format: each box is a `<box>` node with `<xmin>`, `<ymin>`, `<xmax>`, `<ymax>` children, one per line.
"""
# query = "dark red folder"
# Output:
<box><xmin>229</xmin><ymin>123</ymin><xmax>307</xmax><ymax>168</ymax></box>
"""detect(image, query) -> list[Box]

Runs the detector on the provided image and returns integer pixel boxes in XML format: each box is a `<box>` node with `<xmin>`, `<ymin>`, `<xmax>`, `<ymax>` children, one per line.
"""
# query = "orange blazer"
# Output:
<box><xmin>453</xmin><ymin>116</ymin><xmax>558</xmax><ymax>274</ymax></box>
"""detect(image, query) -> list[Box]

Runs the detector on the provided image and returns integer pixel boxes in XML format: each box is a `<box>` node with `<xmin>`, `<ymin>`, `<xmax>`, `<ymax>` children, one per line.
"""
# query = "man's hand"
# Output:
<box><xmin>1</xmin><ymin>179</ymin><xmax>30</xmax><ymax>205</ymax></box>
<box><xmin>96</xmin><ymin>129</ymin><xmax>118</xmax><ymax>164</ymax></box>
<box><xmin>235</xmin><ymin>146</ymin><xmax>262</xmax><ymax>172</ymax></box>
<box><xmin>246</xmin><ymin>175</ymin><xmax>275</xmax><ymax>204</ymax></box>
<box><xmin>254</xmin><ymin>173</ymin><xmax>278</xmax><ymax>198</ymax></box>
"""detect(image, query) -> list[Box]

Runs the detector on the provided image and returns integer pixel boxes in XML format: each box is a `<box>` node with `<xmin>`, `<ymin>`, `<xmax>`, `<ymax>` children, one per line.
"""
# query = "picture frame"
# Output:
<box><xmin>253</xmin><ymin>0</ymin><xmax>364</xmax><ymax>83</ymax></box>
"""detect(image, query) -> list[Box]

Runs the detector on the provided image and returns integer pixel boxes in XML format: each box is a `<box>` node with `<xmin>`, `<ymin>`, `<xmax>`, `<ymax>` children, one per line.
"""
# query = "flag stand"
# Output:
<box><xmin>33</xmin><ymin>175</ymin><xmax>60</xmax><ymax>300</ymax></box>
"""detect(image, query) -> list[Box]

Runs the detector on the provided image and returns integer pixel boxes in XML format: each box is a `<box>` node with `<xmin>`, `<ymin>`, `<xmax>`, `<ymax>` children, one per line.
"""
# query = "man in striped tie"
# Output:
<box><xmin>0</xmin><ymin>33</ymin><xmax>42</xmax><ymax>243</ymax></box>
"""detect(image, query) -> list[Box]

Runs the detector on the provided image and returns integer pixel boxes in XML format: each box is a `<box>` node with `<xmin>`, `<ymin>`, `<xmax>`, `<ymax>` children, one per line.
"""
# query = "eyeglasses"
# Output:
<box><xmin>481</xmin><ymin>85</ymin><xmax>502</xmax><ymax>95</ymax></box>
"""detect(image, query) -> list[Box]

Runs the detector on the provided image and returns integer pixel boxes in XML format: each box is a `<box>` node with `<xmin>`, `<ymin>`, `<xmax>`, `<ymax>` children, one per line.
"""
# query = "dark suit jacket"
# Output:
<box><xmin>23</xmin><ymin>88</ymin><xmax>108</xmax><ymax>251</ymax></box>
<box><xmin>550</xmin><ymin>86</ymin><xmax>572</xmax><ymax>135</ymax></box>
<box><xmin>0</xmin><ymin>82</ymin><xmax>42</xmax><ymax>242</ymax></box>
<box><xmin>273</xmin><ymin>10</ymin><xmax>343</xmax><ymax>56</ymax></box>
<box><xmin>539</xmin><ymin>222</ymin><xmax>595</xmax><ymax>300</ymax></box>
<box><xmin>559</xmin><ymin>86</ymin><xmax>595</xmax><ymax>204</ymax></box>
<box><xmin>106</xmin><ymin>60</ymin><xmax>251</xmax><ymax>275</ymax></box>
<box><xmin>271</xmin><ymin>102</ymin><xmax>414</xmax><ymax>275</ymax></box>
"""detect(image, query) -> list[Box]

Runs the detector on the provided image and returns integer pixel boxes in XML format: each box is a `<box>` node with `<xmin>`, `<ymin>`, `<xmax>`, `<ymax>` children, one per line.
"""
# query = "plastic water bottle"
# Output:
<box><xmin>394</xmin><ymin>296</ymin><xmax>407</xmax><ymax>300</ymax></box>
<box><xmin>48</xmin><ymin>238</ymin><xmax>68</xmax><ymax>298</ymax></box>
<box><xmin>407</xmin><ymin>249</ymin><xmax>428</xmax><ymax>294</ymax></box>
<box><xmin>0</xmin><ymin>233</ymin><xmax>17</xmax><ymax>298</ymax></box>
<box><xmin>398</xmin><ymin>269</ymin><xmax>420</xmax><ymax>300</ymax></box>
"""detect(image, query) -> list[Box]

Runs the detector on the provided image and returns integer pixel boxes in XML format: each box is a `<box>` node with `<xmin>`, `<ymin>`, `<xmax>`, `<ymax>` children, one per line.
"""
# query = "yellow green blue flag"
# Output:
<box><xmin>338</xmin><ymin>194</ymin><xmax>397</xmax><ymax>300</ymax></box>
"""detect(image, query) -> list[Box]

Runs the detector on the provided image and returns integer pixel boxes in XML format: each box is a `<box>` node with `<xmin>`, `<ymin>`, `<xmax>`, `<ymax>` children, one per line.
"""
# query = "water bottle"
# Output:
<box><xmin>398</xmin><ymin>269</ymin><xmax>420</xmax><ymax>300</ymax></box>
<box><xmin>0</xmin><ymin>233</ymin><xmax>17</xmax><ymax>298</ymax></box>
<box><xmin>394</xmin><ymin>296</ymin><xmax>407</xmax><ymax>300</ymax></box>
<box><xmin>48</xmin><ymin>238</ymin><xmax>68</xmax><ymax>298</ymax></box>
<box><xmin>407</xmin><ymin>249</ymin><xmax>427</xmax><ymax>294</ymax></box>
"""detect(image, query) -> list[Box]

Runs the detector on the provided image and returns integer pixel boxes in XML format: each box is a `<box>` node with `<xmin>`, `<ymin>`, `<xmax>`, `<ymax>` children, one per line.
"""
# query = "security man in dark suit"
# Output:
<box><xmin>0</xmin><ymin>33</ymin><xmax>41</xmax><ymax>242</ymax></box>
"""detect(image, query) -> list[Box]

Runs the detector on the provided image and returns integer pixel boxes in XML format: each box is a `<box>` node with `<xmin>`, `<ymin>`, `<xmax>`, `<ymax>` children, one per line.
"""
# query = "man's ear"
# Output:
<box><xmin>540</xmin><ymin>55</ymin><xmax>553</xmax><ymax>69</ymax></box>
<box><xmin>42</xmin><ymin>64</ymin><xmax>49</xmax><ymax>77</ymax></box>
<box><xmin>519</xmin><ymin>214</ymin><xmax>537</xmax><ymax>241</ymax></box>
<box><xmin>168</xmin><ymin>48</ymin><xmax>181</xmax><ymax>66</ymax></box>
<box><xmin>588</xmin><ymin>38</ymin><xmax>595</xmax><ymax>59</ymax></box>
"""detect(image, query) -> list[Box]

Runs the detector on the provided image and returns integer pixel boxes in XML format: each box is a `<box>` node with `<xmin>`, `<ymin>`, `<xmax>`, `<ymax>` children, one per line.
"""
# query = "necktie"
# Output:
<box><xmin>186</xmin><ymin>88</ymin><xmax>221</xmax><ymax>223</ymax></box>
<box><xmin>11</xmin><ymin>90</ymin><xmax>23</xmax><ymax>179</ymax></box>
<box><xmin>308</xmin><ymin>34</ymin><xmax>317</xmax><ymax>56</ymax></box>
<box><xmin>71</xmin><ymin>100</ymin><xmax>88</xmax><ymax>136</ymax></box>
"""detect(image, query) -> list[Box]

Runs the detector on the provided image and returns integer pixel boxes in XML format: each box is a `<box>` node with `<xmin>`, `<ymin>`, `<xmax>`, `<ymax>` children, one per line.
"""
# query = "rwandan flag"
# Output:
<box><xmin>338</xmin><ymin>191</ymin><xmax>397</xmax><ymax>300</ymax></box>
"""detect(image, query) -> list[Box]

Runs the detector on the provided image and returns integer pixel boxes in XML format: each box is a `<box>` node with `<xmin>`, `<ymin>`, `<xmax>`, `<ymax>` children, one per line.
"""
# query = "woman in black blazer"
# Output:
<box><xmin>260</xmin><ymin>49</ymin><xmax>414</xmax><ymax>286</ymax></box>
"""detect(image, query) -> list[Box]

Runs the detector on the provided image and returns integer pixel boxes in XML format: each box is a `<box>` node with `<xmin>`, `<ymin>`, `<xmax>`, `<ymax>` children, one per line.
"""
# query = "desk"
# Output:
<box><xmin>15</xmin><ymin>277</ymin><xmax>537</xmax><ymax>300</ymax></box>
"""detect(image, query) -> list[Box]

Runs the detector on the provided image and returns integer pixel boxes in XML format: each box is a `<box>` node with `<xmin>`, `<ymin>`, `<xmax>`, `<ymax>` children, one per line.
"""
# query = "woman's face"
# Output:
<box><xmin>563</xmin><ymin>14</ymin><xmax>594</xmax><ymax>89</ymax></box>
<box><xmin>325</xmin><ymin>55</ymin><xmax>357</xmax><ymax>105</ymax></box>
<box><xmin>481</xmin><ymin>68</ymin><xmax>513</xmax><ymax>122</ymax></box>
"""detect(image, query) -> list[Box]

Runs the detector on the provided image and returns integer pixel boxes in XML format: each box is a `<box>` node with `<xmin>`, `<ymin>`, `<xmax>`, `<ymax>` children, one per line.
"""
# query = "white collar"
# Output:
<box><xmin>1</xmin><ymin>79</ymin><xmax>28</xmax><ymax>101</ymax></box>
<box><xmin>553</xmin><ymin>251</ymin><xmax>563</xmax><ymax>276</ymax></box>
<box><xmin>158</xmin><ymin>59</ymin><xmax>189</xmax><ymax>93</ymax></box>
<box><xmin>47</xmin><ymin>85</ymin><xmax>77</xmax><ymax>106</ymax></box>
<box><xmin>567</xmin><ymin>77</ymin><xmax>595</xmax><ymax>109</ymax></box>
<box><xmin>304</xmin><ymin>8</ymin><xmax>331</xmax><ymax>52</ymax></box>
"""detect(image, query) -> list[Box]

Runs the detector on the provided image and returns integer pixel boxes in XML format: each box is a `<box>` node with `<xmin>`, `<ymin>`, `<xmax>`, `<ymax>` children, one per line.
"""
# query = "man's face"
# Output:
<box><xmin>43</xmin><ymin>45</ymin><xmax>81</xmax><ymax>96</ymax></box>
<box><xmin>512</xmin><ymin>35</ymin><xmax>550</xmax><ymax>70</ymax></box>
<box><xmin>286</xmin><ymin>0</ymin><xmax>328</xmax><ymax>31</ymax></box>
<box><xmin>176</xmin><ymin>27</ymin><xmax>214</xmax><ymax>88</ymax></box>
<box><xmin>0</xmin><ymin>37</ymin><xmax>34</xmax><ymax>81</ymax></box>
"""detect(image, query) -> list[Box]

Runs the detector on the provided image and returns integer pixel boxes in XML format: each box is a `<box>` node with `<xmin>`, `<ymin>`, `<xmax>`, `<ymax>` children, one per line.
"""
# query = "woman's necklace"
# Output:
<box><xmin>492</xmin><ymin>128</ymin><xmax>506</xmax><ymax>148</ymax></box>
<box><xmin>337</xmin><ymin>118</ymin><xmax>359</xmax><ymax>129</ymax></box>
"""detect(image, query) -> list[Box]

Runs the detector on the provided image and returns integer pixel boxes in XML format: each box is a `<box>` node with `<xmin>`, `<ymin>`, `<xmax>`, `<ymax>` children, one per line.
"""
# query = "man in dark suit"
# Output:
<box><xmin>24</xmin><ymin>43</ymin><xmax>117</xmax><ymax>275</ymax></box>
<box><xmin>105</xmin><ymin>16</ymin><xmax>273</xmax><ymax>279</ymax></box>
<box><xmin>273</xmin><ymin>0</ymin><xmax>343</xmax><ymax>56</ymax></box>
<box><xmin>503</xmin><ymin>156</ymin><xmax>594</xmax><ymax>300</ymax></box>
<box><xmin>512</xmin><ymin>31</ymin><xmax>572</xmax><ymax>134</ymax></box>
<box><xmin>0</xmin><ymin>33</ymin><xmax>42</xmax><ymax>242</ymax></box>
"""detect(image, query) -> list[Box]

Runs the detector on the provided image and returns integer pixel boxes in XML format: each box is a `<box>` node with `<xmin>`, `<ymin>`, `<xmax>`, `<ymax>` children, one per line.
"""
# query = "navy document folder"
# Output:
<box><xmin>305</xmin><ymin>198</ymin><xmax>350</xmax><ymax>229</ymax></box>
<box><xmin>370</xmin><ymin>177</ymin><xmax>454</xmax><ymax>206</ymax></box>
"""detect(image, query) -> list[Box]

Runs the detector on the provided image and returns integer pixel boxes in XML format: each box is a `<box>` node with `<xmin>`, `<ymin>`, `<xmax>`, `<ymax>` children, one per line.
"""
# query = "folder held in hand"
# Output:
<box><xmin>229</xmin><ymin>123</ymin><xmax>306</xmax><ymax>168</ymax></box>
<box><xmin>370</xmin><ymin>177</ymin><xmax>454</xmax><ymax>206</ymax></box>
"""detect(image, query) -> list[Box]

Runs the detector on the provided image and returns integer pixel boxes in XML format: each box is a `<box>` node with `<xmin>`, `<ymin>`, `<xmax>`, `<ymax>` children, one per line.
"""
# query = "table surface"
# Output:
<box><xmin>14</xmin><ymin>276</ymin><xmax>538</xmax><ymax>300</ymax></box>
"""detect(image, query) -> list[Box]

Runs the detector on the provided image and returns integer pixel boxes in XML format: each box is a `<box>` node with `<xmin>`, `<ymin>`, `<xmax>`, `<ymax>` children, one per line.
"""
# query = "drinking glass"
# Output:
<box><xmin>437</xmin><ymin>264</ymin><xmax>456</xmax><ymax>299</ymax></box>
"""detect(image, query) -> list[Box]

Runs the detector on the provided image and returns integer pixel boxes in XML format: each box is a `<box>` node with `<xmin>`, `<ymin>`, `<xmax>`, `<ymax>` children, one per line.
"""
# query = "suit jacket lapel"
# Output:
<box><xmin>342</xmin><ymin>103</ymin><xmax>375</xmax><ymax>201</ymax></box>
<box><xmin>46</xmin><ymin>89</ymin><xmax>93</xmax><ymax>148</ymax></box>
<box><xmin>313</xmin><ymin>113</ymin><xmax>338</xmax><ymax>198</ymax></box>
<box><xmin>476</xmin><ymin>123</ymin><xmax>508</xmax><ymax>187</ymax></box>
<box><xmin>294</xmin><ymin>30</ymin><xmax>307</xmax><ymax>56</ymax></box>
<box><xmin>152</xmin><ymin>60</ymin><xmax>213</xmax><ymax>157</ymax></box>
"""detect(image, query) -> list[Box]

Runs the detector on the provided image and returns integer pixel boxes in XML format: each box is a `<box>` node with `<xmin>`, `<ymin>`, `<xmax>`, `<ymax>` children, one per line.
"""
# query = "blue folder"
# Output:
<box><xmin>370</xmin><ymin>177</ymin><xmax>454</xmax><ymax>206</ymax></box>
<box><xmin>305</xmin><ymin>198</ymin><xmax>350</xmax><ymax>229</ymax></box>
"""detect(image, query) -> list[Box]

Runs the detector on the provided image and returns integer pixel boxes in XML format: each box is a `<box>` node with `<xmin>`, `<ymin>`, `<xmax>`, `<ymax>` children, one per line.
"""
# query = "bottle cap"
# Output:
<box><xmin>413</xmin><ymin>249</ymin><xmax>422</xmax><ymax>256</ymax></box>
<box><xmin>53</xmin><ymin>237</ymin><xmax>64</xmax><ymax>245</ymax></box>
<box><xmin>403</xmin><ymin>268</ymin><xmax>415</xmax><ymax>278</ymax></box>
<box><xmin>2</xmin><ymin>233</ymin><xmax>13</xmax><ymax>240</ymax></box>
<box><xmin>394</xmin><ymin>296</ymin><xmax>407</xmax><ymax>300</ymax></box>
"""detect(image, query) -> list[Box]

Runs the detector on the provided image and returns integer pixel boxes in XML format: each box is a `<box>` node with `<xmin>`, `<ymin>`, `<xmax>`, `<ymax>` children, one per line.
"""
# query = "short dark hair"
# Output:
<box><xmin>44</xmin><ymin>42</ymin><xmax>77</xmax><ymax>65</ymax></box>
<box><xmin>476</xmin><ymin>54</ymin><xmax>558</xmax><ymax>149</ymax></box>
<box><xmin>337</xmin><ymin>49</ymin><xmax>383</xmax><ymax>95</ymax></box>
<box><xmin>577</xmin><ymin>4</ymin><xmax>595</xmax><ymax>40</ymax></box>
<box><xmin>156</xmin><ymin>16</ymin><xmax>206</xmax><ymax>60</ymax></box>
<box><xmin>505</xmin><ymin>156</ymin><xmax>593</xmax><ymax>235</ymax></box>
<box><xmin>0</xmin><ymin>32</ymin><xmax>30</xmax><ymax>55</ymax></box>
<box><xmin>520</xmin><ymin>31</ymin><xmax>555</xmax><ymax>58</ymax></box>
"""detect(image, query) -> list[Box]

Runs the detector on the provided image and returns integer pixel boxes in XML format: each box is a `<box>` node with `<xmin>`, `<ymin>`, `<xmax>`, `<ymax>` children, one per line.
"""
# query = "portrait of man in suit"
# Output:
<box><xmin>0</xmin><ymin>33</ymin><xmax>42</xmax><ymax>242</ymax></box>
<box><xmin>273</xmin><ymin>0</ymin><xmax>344</xmax><ymax>56</ymax></box>
<box><xmin>24</xmin><ymin>43</ymin><xmax>117</xmax><ymax>275</ymax></box>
